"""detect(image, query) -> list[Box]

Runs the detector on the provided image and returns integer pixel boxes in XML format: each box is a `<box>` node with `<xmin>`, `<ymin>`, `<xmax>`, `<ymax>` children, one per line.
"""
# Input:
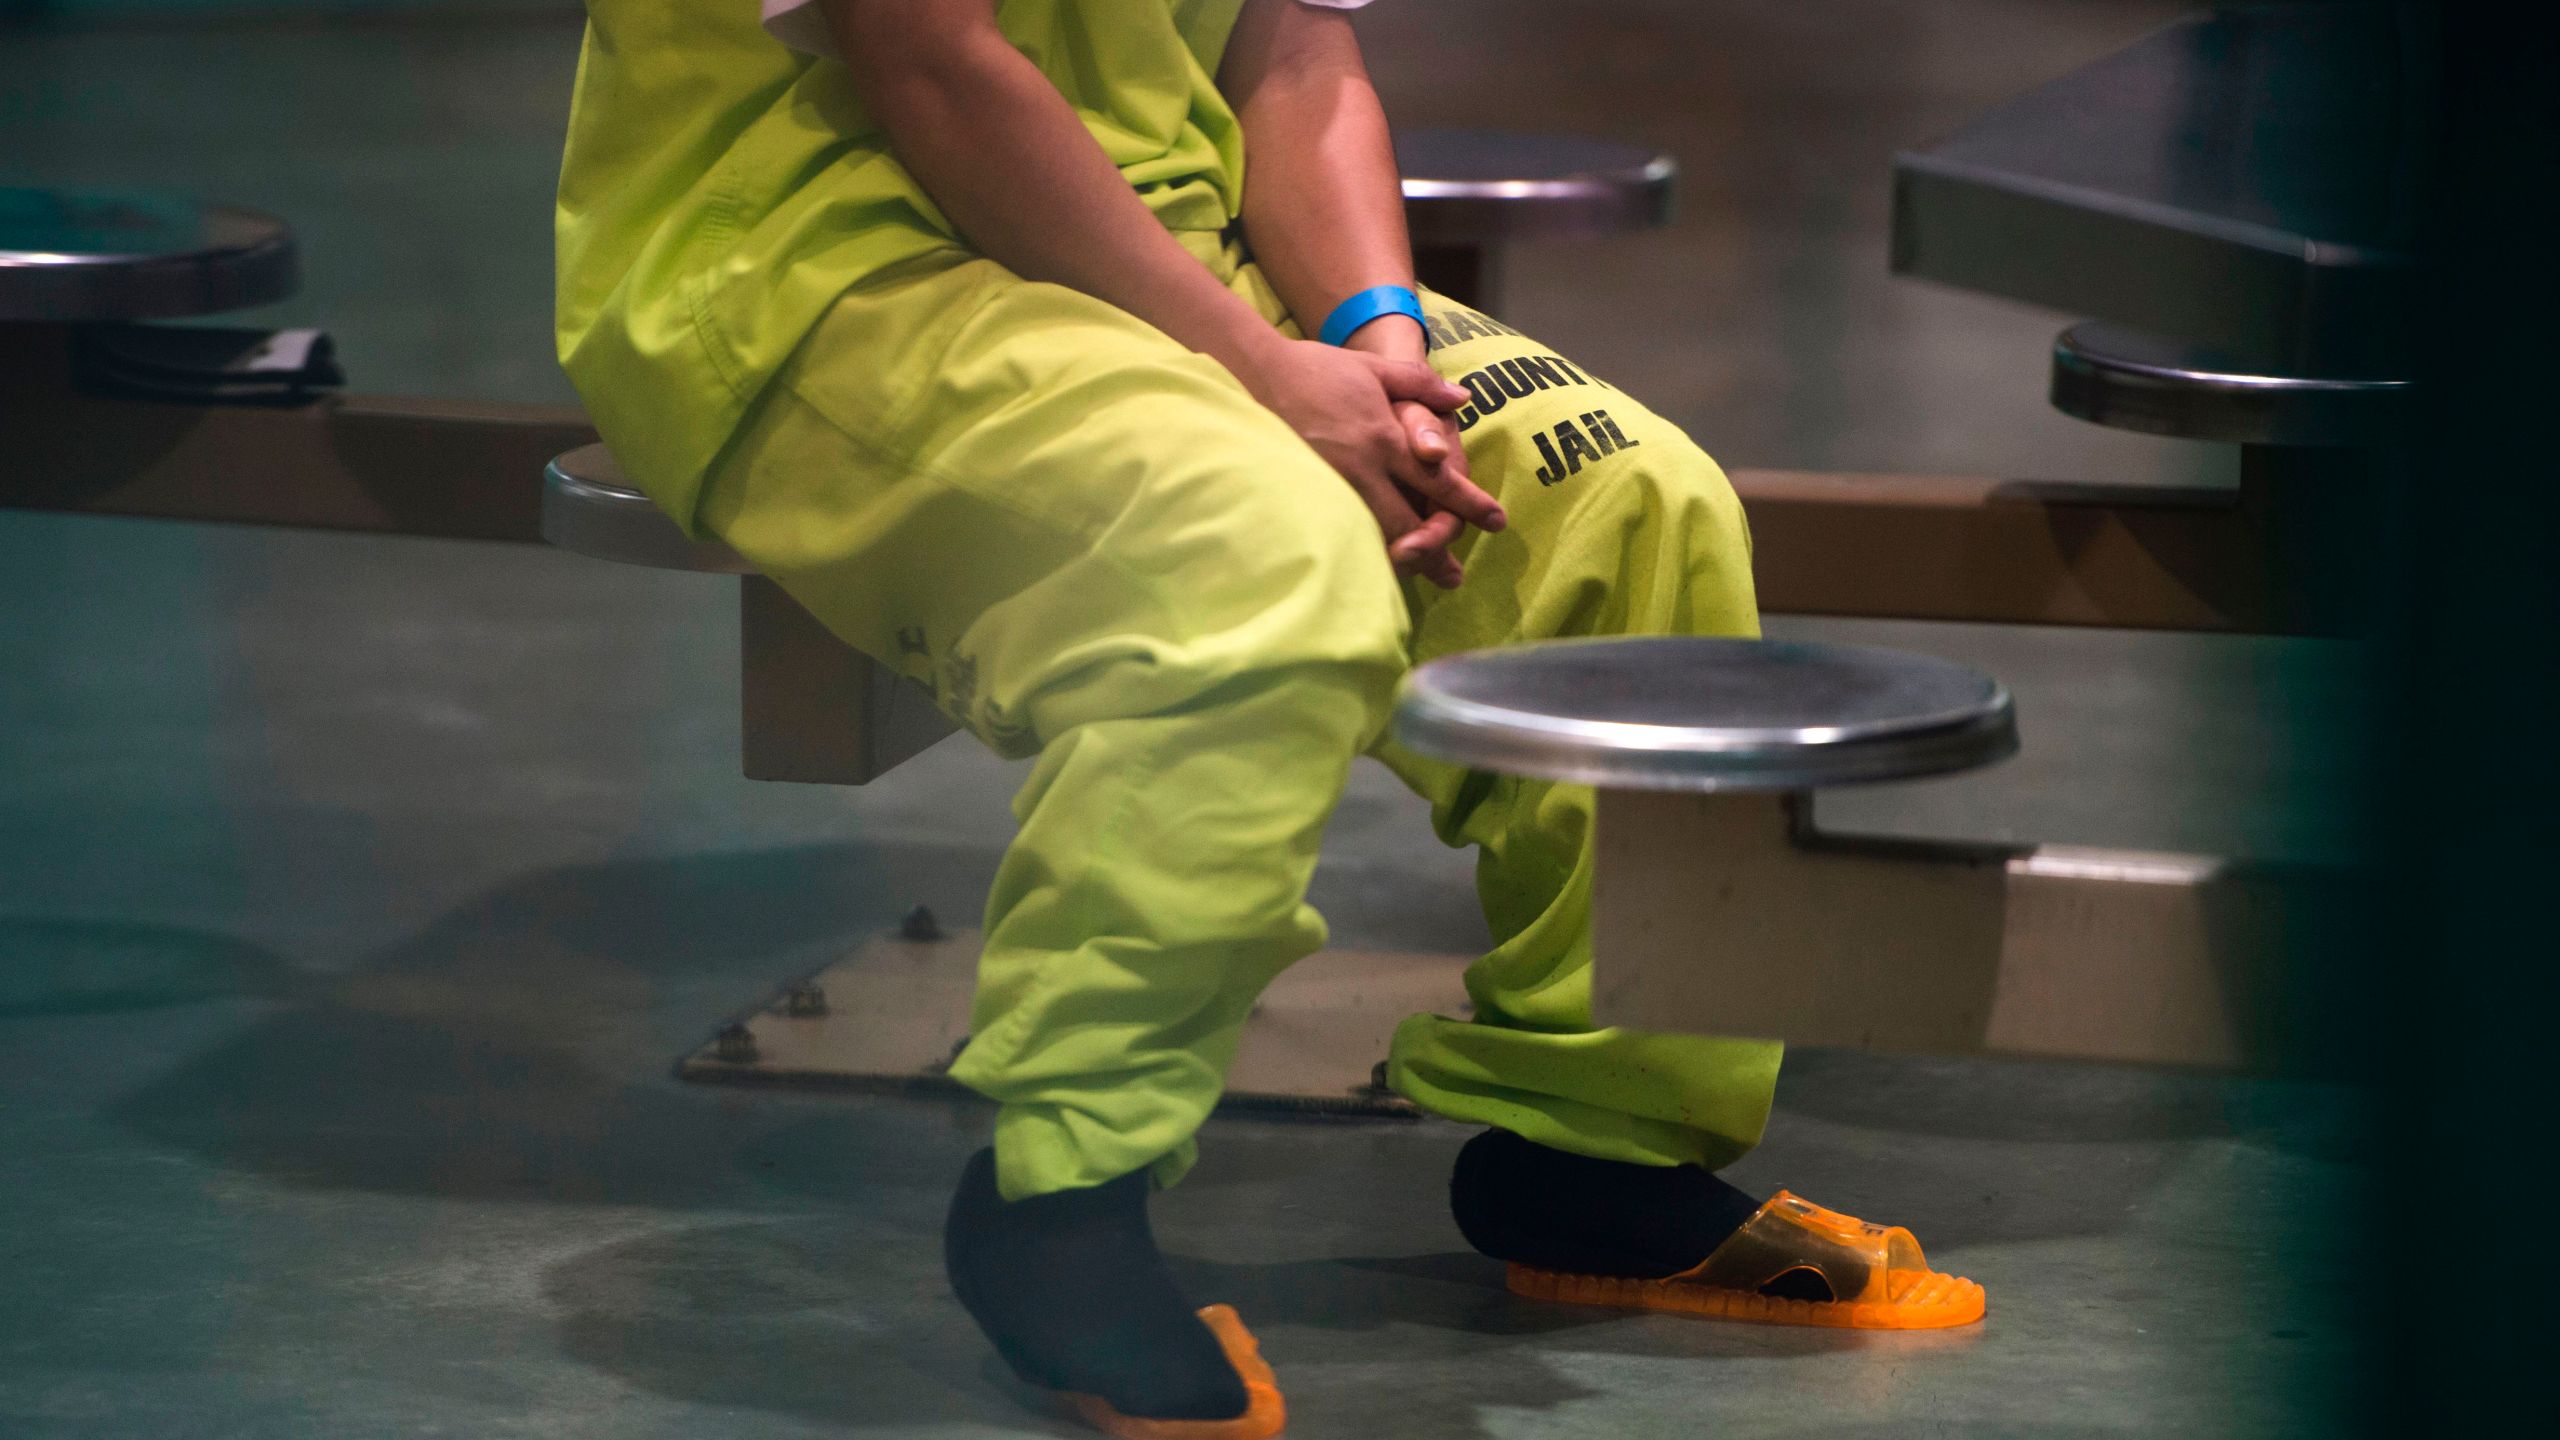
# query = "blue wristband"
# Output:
<box><xmin>1318</xmin><ymin>284</ymin><xmax>1425</xmax><ymax>347</ymax></box>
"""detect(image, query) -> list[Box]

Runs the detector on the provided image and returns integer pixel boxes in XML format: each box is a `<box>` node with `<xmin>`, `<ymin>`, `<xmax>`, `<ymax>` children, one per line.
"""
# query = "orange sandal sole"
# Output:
<box><xmin>1056</xmin><ymin>1305</ymin><xmax>1288</xmax><ymax>1440</ymax></box>
<box><xmin>1506</xmin><ymin>1189</ymin><xmax>1985</xmax><ymax>1331</ymax></box>
<box><xmin>1507</xmin><ymin>1259</ymin><xmax>1985</xmax><ymax>1330</ymax></box>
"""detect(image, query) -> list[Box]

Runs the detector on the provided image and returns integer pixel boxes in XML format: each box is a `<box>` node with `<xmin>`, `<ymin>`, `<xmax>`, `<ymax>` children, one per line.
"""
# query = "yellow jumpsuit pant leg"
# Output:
<box><xmin>692</xmin><ymin>250</ymin><xmax>1776</xmax><ymax>1198</ymax></box>
<box><xmin>695</xmin><ymin>252</ymin><xmax>1409</xmax><ymax>1202</ymax></box>
<box><xmin>1379</xmin><ymin>293</ymin><xmax>1785</xmax><ymax>1173</ymax></box>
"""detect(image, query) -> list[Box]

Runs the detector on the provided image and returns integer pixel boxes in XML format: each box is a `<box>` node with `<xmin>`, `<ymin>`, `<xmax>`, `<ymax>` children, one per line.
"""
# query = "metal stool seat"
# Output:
<box><xmin>542</xmin><ymin>443</ymin><xmax>746</xmax><ymax>572</ymax></box>
<box><xmin>1394</xmin><ymin>128</ymin><xmax>1675</xmax><ymax>314</ymax></box>
<box><xmin>1395</xmin><ymin>129</ymin><xmax>1676</xmax><ymax>245</ymax></box>
<box><xmin>1393</xmin><ymin>635</ymin><xmax>2054</xmax><ymax>1066</ymax></box>
<box><xmin>1</xmin><ymin>185</ymin><xmax>298</xmax><ymax>323</ymax></box>
<box><xmin>1395</xmin><ymin>636</ymin><xmax>2017</xmax><ymax>791</ymax></box>
<box><xmin>542</xmin><ymin>443</ymin><xmax>955</xmax><ymax>786</ymax></box>
<box><xmin>2050</xmin><ymin>321</ymin><xmax>2413</xmax><ymax>449</ymax></box>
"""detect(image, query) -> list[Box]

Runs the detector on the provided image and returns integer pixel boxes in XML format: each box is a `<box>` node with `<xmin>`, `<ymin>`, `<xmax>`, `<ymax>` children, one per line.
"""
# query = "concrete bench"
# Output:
<box><xmin>7</xmin><ymin>160</ymin><xmax>2349</xmax><ymax>1077</ymax></box>
<box><xmin>542</xmin><ymin>443</ymin><xmax>959</xmax><ymax>784</ymax></box>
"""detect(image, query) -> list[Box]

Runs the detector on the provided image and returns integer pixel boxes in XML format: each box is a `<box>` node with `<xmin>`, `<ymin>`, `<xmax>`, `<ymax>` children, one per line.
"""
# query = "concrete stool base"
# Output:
<box><xmin>1592</xmin><ymin>791</ymin><xmax>2353</xmax><ymax>1070</ymax></box>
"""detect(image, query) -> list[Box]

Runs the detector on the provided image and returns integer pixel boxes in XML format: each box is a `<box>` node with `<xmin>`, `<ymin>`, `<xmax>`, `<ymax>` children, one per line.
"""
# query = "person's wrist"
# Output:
<box><xmin>1340</xmin><ymin>314</ymin><xmax>1429</xmax><ymax>365</ymax></box>
<box><xmin>1319</xmin><ymin>283</ymin><xmax>1425</xmax><ymax>349</ymax></box>
<box><xmin>1196</xmin><ymin>315</ymin><xmax>1293</xmax><ymax>394</ymax></box>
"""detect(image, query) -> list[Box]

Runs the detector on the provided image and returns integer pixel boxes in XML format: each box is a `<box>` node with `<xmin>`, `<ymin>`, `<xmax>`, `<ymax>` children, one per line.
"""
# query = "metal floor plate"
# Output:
<box><xmin>679</xmin><ymin>928</ymin><xmax>1475</xmax><ymax>1118</ymax></box>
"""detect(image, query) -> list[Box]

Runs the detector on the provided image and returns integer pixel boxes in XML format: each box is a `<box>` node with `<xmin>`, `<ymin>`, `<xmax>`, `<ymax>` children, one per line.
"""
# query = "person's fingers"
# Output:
<box><xmin>1381</xmin><ymin>429</ymin><xmax>1440</xmax><ymax>499</ymax></box>
<box><xmin>1404</xmin><ymin>457</ymin><xmax>1505</xmax><ymax>533</ymax></box>
<box><xmin>1438</xmin><ymin>416</ymin><xmax>1474</xmax><ymax>489</ymax></box>
<box><xmin>1367</xmin><ymin>491</ymin><xmax>1427</xmax><ymax>549</ymax></box>
<box><xmin>1402</xmin><ymin>408</ymin><xmax>1448</xmax><ymax>464</ymax></box>
<box><xmin>1365</xmin><ymin>356</ymin><xmax>1471</xmax><ymax>413</ymax></box>
<box><xmin>1387</xmin><ymin>501</ymin><xmax>1465</xmax><ymax>589</ymax></box>
<box><xmin>1390</xmin><ymin>527</ymin><xmax>1464</xmax><ymax>587</ymax></box>
<box><xmin>1388</xmin><ymin>508</ymin><xmax>1463</xmax><ymax>564</ymax></box>
<box><xmin>1391</xmin><ymin>403</ymin><xmax>1498</xmax><ymax>530</ymax></box>
<box><xmin>1346</xmin><ymin>470</ymin><xmax>1428</xmax><ymax>554</ymax></box>
<box><xmin>1394</xmin><ymin>401</ymin><xmax>1452</xmax><ymax>464</ymax></box>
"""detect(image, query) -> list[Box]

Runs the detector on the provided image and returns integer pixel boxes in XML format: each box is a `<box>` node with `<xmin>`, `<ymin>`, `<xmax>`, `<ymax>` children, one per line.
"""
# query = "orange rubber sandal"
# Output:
<box><xmin>1055</xmin><ymin>1305</ymin><xmax>1287</xmax><ymax>1440</ymax></box>
<box><xmin>1507</xmin><ymin>1190</ymin><xmax>1985</xmax><ymax>1331</ymax></box>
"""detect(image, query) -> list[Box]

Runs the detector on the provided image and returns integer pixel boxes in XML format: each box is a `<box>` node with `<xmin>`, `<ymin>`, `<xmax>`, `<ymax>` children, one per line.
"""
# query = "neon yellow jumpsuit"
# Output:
<box><xmin>556</xmin><ymin>0</ymin><xmax>1782</xmax><ymax>1202</ymax></box>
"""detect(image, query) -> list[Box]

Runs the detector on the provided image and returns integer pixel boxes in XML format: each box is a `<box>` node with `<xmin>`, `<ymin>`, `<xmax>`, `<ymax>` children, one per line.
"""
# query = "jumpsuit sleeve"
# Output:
<box><xmin>757</xmin><ymin>0</ymin><xmax>1380</xmax><ymax>61</ymax></box>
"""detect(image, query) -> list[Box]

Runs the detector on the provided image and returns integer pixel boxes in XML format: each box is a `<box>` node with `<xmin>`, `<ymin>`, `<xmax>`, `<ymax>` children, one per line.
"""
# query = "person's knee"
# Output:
<box><xmin>1153</xmin><ymin>455</ymin><xmax>1412</xmax><ymax>675</ymax></box>
<box><xmin>999</xmin><ymin>453</ymin><xmax>1408</xmax><ymax>744</ymax></box>
<box><xmin>1468</xmin><ymin>398</ymin><xmax>1757</xmax><ymax>636</ymax></box>
<box><xmin>1633</xmin><ymin>434</ymin><xmax>1747</xmax><ymax>535</ymax></box>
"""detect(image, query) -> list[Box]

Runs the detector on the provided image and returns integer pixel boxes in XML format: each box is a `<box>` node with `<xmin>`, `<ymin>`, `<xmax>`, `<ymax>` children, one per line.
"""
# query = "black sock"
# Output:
<box><xmin>943</xmin><ymin>1148</ymin><xmax>1249</xmax><ymax>1421</ymax></box>
<box><xmin>1448</xmin><ymin>1128</ymin><xmax>1765</xmax><ymax>1280</ymax></box>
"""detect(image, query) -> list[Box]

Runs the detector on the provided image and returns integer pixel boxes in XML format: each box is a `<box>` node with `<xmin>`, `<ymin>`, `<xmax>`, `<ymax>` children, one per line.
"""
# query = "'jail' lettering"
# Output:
<box><xmin>1531</xmin><ymin>410</ymin><xmax>1639</xmax><ymax>485</ymax></box>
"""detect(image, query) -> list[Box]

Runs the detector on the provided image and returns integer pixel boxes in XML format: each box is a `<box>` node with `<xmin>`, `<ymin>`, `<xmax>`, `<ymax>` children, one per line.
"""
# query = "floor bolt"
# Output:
<box><xmin>900</xmin><ymin>905</ymin><xmax>943</xmax><ymax>942</ymax></box>
<box><xmin>924</xmin><ymin>1032</ymin><xmax>972</xmax><ymax>1076</ymax></box>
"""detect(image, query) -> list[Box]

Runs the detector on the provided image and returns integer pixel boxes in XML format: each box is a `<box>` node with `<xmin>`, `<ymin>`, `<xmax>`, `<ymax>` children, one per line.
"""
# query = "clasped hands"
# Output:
<box><xmin>1231</xmin><ymin>331</ymin><xmax>1504</xmax><ymax>589</ymax></box>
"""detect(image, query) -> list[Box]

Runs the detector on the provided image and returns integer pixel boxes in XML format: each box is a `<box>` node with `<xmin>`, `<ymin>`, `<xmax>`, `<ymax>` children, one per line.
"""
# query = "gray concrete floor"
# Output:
<box><xmin>2</xmin><ymin>3</ymin><xmax>2369</xmax><ymax>1436</ymax></box>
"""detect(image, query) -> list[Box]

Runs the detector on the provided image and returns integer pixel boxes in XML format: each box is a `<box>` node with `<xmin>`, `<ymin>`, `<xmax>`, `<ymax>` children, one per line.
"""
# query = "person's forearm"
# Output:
<box><xmin>814</xmin><ymin>0</ymin><xmax>1487</xmax><ymax>583</ymax></box>
<box><xmin>1225</xmin><ymin>3</ymin><xmax>1423</xmax><ymax>363</ymax></box>
<box><xmin>824</xmin><ymin>2</ymin><xmax>1284</xmax><ymax>379</ymax></box>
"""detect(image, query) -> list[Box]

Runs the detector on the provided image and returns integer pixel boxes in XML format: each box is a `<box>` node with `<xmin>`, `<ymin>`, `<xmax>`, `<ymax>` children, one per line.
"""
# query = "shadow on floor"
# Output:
<box><xmin>541</xmin><ymin>1216</ymin><xmax>1075</xmax><ymax>1434</ymax></box>
<box><xmin>1170</xmin><ymin>1249</ymin><xmax>1933</xmax><ymax>1360</ymax></box>
<box><xmin>541</xmin><ymin>1219</ymin><xmax>1707</xmax><ymax>1440</ymax></box>
<box><xmin>0</xmin><ymin>915</ymin><xmax>304</xmax><ymax>1016</ymax></box>
<box><xmin>1773</xmin><ymin>1046</ymin><xmax>2238</xmax><ymax>1144</ymax></box>
<box><xmin>1750</xmin><ymin>1428</ymin><xmax>2144</xmax><ymax>1440</ymax></box>
<box><xmin>1774</xmin><ymin>1043</ymin><xmax>2374</xmax><ymax>1166</ymax></box>
<box><xmin>99</xmin><ymin>836</ymin><xmax>991</xmax><ymax>1209</ymax></box>
<box><xmin>1172</xmin><ymin>1248</ymin><xmax>1984</xmax><ymax>1440</ymax></box>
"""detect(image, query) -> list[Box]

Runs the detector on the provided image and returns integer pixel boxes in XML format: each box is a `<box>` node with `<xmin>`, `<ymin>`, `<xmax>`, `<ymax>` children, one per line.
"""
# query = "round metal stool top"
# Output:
<box><xmin>2051</xmin><ymin>322</ymin><xmax>2414</xmax><ymax>448</ymax></box>
<box><xmin>0</xmin><ymin>186</ymin><xmax>298</xmax><ymax>323</ymax></box>
<box><xmin>542</xmin><ymin>444</ymin><xmax>751</xmax><ymax>575</ymax></box>
<box><xmin>1397</xmin><ymin>129</ymin><xmax>1676</xmax><ymax>245</ymax></box>
<box><xmin>1395</xmin><ymin>637</ymin><xmax>2018</xmax><ymax>792</ymax></box>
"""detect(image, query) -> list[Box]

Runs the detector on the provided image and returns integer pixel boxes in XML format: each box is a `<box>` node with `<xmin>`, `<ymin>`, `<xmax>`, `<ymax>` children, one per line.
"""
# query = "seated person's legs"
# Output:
<box><xmin>1377</xmin><ymin>296</ymin><xmax>1977</xmax><ymax>1327</ymax></box>
<box><xmin>699</xmin><ymin>253</ymin><xmax>1404</xmax><ymax>1423</ymax></box>
<box><xmin>1384</xmin><ymin>292</ymin><xmax>1775</xmax><ymax>1157</ymax></box>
